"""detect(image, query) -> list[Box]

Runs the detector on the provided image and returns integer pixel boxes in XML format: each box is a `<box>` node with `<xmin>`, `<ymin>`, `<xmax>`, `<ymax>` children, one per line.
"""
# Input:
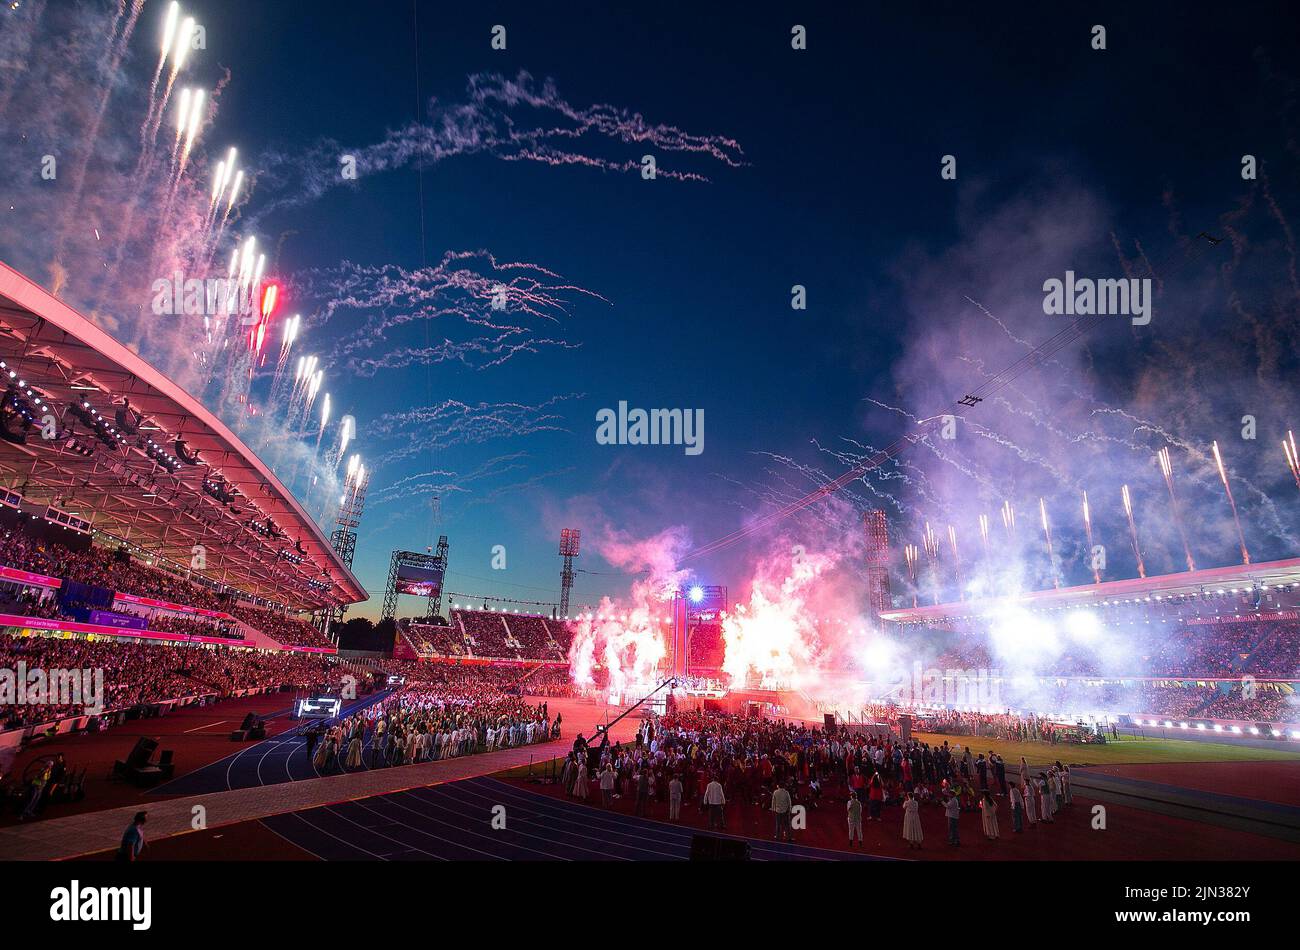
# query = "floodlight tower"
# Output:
<box><xmin>559</xmin><ymin>528</ymin><xmax>580</xmax><ymax>617</ymax></box>
<box><xmin>321</xmin><ymin>464</ymin><xmax>369</xmax><ymax>636</ymax></box>
<box><xmin>864</xmin><ymin>509</ymin><xmax>892</xmax><ymax>620</ymax></box>
<box><xmin>429</xmin><ymin>535</ymin><xmax>449</xmax><ymax>618</ymax></box>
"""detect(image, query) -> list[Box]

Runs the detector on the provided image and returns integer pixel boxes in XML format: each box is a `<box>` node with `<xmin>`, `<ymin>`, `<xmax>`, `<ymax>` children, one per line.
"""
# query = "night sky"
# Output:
<box><xmin>2</xmin><ymin>1</ymin><xmax>1299</xmax><ymax>617</ymax></box>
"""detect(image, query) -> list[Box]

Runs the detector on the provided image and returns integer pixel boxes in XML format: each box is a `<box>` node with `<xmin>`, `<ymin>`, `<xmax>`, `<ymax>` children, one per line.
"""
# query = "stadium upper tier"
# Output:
<box><xmin>0</xmin><ymin>262</ymin><xmax>364</xmax><ymax>611</ymax></box>
<box><xmin>401</xmin><ymin>609</ymin><xmax>572</xmax><ymax>661</ymax></box>
<box><xmin>880</xmin><ymin>556</ymin><xmax>1300</xmax><ymax>626</ymax></box>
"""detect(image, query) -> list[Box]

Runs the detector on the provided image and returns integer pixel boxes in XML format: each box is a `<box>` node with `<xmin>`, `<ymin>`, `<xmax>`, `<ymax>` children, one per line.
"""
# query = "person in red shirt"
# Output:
<box><xmin>868</xmin><ymin>773</ymin><xmax>885</xmax><ymax>821</ymax></box>
<box><xmin>849</xmin><ymin>767</ymin><xmax>866</xmax><ymax>803</ymax></box>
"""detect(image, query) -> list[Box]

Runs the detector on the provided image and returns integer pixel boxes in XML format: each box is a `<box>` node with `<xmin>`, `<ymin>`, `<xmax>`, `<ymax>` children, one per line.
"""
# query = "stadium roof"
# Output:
<box><xmin>0</xmin><ymin>262</ymin><xmax>365</xmax><ymax>610</ymax></box>
<box><xmin>879</xmin><ymin>556</ymin><xmax>1300</xmax><ymax>625</ymax></box>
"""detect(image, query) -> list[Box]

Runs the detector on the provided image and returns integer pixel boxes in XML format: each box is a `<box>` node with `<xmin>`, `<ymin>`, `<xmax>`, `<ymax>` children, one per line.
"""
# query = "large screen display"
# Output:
<box><xmin>395</xmin><ymin>563</ymin><xmax>444</xmax><ymax>597</ymax></box>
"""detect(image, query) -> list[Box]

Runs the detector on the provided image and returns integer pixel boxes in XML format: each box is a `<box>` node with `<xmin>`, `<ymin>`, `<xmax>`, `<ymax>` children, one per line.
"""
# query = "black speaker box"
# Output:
<box><xmin>689</xmin><ymin>833</ymin><xmax>751</xmax><ymax>861</ymax></box>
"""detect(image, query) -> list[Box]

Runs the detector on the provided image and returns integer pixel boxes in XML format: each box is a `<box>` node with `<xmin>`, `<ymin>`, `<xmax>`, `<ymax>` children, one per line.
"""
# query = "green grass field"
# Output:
<box><xmin>913</xmin><ymin>732</ymin><xmax>1300</xmax><ymax>768</ymax></box>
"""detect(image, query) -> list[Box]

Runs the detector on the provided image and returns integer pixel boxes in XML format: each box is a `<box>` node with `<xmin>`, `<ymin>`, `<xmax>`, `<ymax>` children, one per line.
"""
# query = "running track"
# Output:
<box><xmin>258</xmin><ymin>776</ymin><xmax>895</xmax><ymax>861</ymax></box>
<box><xmin>150</xmin><ymin>690</ymin><xmax>393</xmax><ymax>796</ymax></box>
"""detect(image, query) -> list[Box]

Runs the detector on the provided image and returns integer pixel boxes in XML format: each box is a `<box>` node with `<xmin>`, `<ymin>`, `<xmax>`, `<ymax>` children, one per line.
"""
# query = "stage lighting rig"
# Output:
<box><xmin>114</xmin><ymin>399</ymin><xmax>142</xmax><ymax>435</ymax></box>
<box><xmin>68</xmin><ymin>398</ymin><xmax>128</xmax><ymax>450</ymax></box>
<box><xmin>201</xmin><ymin>474</ymin><xmax>239</xmax><ymax>506</ymax></box>
<box><xmin>63</xmin><ymin>437</ymin><xmax>94</xmax><ymax>458</ymax></box>
<box><xmin>175</xmin><ymin>439</ymin><xmax>202</xmax><ymax>466</ymax></box>
<box><xmin>0</xmin><ymin>384</ymin><xmax>36</xmax><ymax>444</ymax></box>
<box><xmin>143</xmin><ymin>437</ymin><xmax>180</xmax><ymax>473</ymax></box>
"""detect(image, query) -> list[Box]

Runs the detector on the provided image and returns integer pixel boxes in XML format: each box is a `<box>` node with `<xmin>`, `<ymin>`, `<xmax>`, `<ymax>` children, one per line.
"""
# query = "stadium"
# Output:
<box><xmin>1</xmin><ymin>0</ymin><xmax>1296</xmax><ymax>934</ymax></box>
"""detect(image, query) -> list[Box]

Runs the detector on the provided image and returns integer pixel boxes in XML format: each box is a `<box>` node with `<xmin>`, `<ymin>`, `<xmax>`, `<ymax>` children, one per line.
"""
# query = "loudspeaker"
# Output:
<box><xmin>248</xmin><ymin>723</ymin><xmax>266</xmax><ymax>740</ymax></box>
<box><xmin>229</xmin><ymin>730</ymin><xmax>248</xmax><ymax>741</ymax></box>
<box><xmin>240</xmin><ymin>713</ymin><xmax>257</xmax><ymax>730</ymax></box>
<box><xmin>124</xmin><ymin>737</ymin><xmax>157</xmax><ymax>769</ymax></box>
<box><xmin>823</xmin><ymin>714</ymin><xmax>836</xmax><ymax>731</ymax></box>
<box><xmin>689</xmin><ymin>834</ymin><xmax>751</xmax><ymax>861</ymax></box>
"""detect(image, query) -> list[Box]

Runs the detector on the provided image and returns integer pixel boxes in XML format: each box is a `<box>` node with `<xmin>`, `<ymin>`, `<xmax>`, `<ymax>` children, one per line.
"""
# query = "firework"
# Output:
<box><xmin>1211</xmin><ymin>440</ymin><xmax>1250</xmax><ymax>565</ymax></box>
<box><xmin>1082</xmin><ymin>489</ymin><xmax>1100</xmax><ymax>583</ymax></box>
<box><xmin>1157</xmin><ymin>447</ymin><xmax>1195</xmax><ymax>571</ymax></box>
<box><xmin>172</xmin><ymin>16</ymin><xmax>196</xmax><ymax>75</ymax></box>
<box><xmin>156</xmin><ymin>3</ymin><xmax>180</xmax><ymax>72</ymax></box>
<box><xmin>226</xmin><ymin>169</ymin><xmax>244</xmax><ymax>213</ymax></box>
<box><xmin>338</xmin><ymin>416</ymin><xmax>355</xmax><ymax>459</ymax></box>
<box><xmin>922</xmin><ymin>522</ymin><xmax>940</xmax><ymax>605</ymax></box>
<box><xmin>947</xmin><ymin>524</ymin><xmax>964</xmax><ymax>600</ymax></box>
<box><xmin>978</xmin><ymin>513</ymin><xmax>991</xmax><ymax>561</ymax></box>
<box><xmin>209</xmin><ymin>147</ymin><xmax>240</xmax><ymax>222</ymax></box>
<box><xmin>903</xmin><ymin>543</ymin><xmax>919</xmax><ymax>608</ymax></box>
<box><xmin>141</xmin><ymin>4</ymin><xmax>184</xmax><ymax>146</ymax></box>
<box><xmin>1039</xmin><ymin>497</ymin><xmax>1060</xmax><ymax>589</ymax></box>
<box><xmin>174</xmin><ymin>87</ymin><xmax>192</xmax><ymax>146</ymax></box>
<box><xmin>1000</xmin><ymin>500</ymin><xmax>1016</xmax><ymax>540</ymax></box>
<box><xmin>181</xmin><ymin>88</ymin><xmax>204</xmax><ymax>162</ymax></box>
<box><xmin>1121</xmin><ymin>483</ymin><xmax>1146</xmax><ymax>579</ymax></box>
<box><xmin>1284</xmin><ymin>430</ymin><xmax>1300</xmax><ymax>491</ymax></box>
<box><xmin>209</xmin><ymin>160</ymin><xmax>226</xmax><ymax>205</ymax></box>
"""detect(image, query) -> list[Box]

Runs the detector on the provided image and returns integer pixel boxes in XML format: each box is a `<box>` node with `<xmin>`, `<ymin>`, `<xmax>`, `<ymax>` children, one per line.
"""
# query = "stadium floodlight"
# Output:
<box><xmin>689</xmin><ymin>585</ymin><xmax>705</xmax><ymax>603</ymax></box>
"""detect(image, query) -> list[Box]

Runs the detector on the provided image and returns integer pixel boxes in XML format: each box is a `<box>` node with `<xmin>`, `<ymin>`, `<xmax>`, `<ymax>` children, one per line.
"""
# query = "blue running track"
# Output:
<box><xmin>151</xmin><ymin>690</ymin><xmax>392</xmax><ymax>796</ymax></box>
<box><xmin>259</xmin><ymin>775</ymin><xmax>896</xmax><ymax>861</ymax></box>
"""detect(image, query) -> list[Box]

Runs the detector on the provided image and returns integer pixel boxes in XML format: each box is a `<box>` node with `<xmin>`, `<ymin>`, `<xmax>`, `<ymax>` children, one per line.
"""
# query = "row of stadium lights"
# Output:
<box><xmin>1134</xmin><ymin>719</ymin><xmax>1300</xmax><ymax>740</ymax></box>
<box><xmin>66</xmin><ymin>379</ymin><xmax>303</xmax><ymax>578</ymax></box>
<box><xmin>1</xmin><ymin>359</ymin><xmax>182</xmax><ymax>465</ymax></box>
<box><xmin>894</xmin><ymin>586</ymin><xmax>1298</xmax><ymax>625</ymax></box>
<box><xmin>906</xmin><ymin>703</ymin><xmax>1299</xmax><ymax>740</ymax></box>
<box><xmin>1</xmin><ymin>362</ymin><xmax>47</xmax><ymax>415</ymax></box>
<box><xmin>4</xmin><ymin>358</ymin><xmax>321</xmax><ymax>603</ymax></box>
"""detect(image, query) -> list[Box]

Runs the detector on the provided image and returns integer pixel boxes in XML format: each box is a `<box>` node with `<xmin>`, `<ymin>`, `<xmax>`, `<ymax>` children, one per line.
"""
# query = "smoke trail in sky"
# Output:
<box><xmin>252</xmin><ymin>70</ymin><xmax>747</xmax><ymax>220</ymax></box>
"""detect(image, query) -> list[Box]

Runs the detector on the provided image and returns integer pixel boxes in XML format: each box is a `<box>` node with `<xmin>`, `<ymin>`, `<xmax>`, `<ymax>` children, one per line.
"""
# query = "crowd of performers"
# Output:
<box><xmin>300</xmin><ymin>668</ymin><xmax>560</xmax><ymax>772</ymax></box>
<box><xmin>860</xmin><ymin>704</ymin><xmax>1075</xmax><ymax>743</ymax></box>
<box><xmin>559</xmin><ymin>709</ymin><xmax>1074</xmax><ymax>848</ymax></box>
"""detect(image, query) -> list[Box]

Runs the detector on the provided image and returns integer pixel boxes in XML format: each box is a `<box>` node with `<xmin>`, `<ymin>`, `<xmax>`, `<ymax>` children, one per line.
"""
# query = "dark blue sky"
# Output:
<box><xmin>223</xmin><ymin>1</ymin><xmax>1296</xmax><ymax>614</ymax></box>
